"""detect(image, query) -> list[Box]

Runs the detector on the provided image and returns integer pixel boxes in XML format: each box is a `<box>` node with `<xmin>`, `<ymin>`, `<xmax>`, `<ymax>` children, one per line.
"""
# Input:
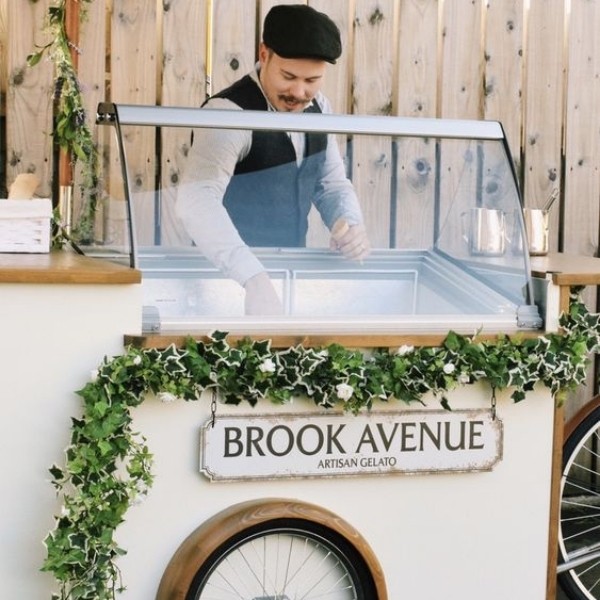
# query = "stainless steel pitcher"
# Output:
<box><xmin>463</xmin><ymin>208</ymin><xmax>506</xmax><ymax>256</ymax></box>
<box><xmin>522</xmin><ymin>208</ymin><xmax>549</xmax><ymax>256</ymax></box>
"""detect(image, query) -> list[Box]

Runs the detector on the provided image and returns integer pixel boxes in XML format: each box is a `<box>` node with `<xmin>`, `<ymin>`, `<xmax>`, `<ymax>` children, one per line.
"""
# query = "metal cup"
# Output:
<box><xmin>523</xmin><ymin>208</ymin><xmax>549</xmax><ymax>256</ymax></box>
<box><xmin>463</xmin><ymin>208</ymin><xmax>506</xmax><ymax>256</ymax></box>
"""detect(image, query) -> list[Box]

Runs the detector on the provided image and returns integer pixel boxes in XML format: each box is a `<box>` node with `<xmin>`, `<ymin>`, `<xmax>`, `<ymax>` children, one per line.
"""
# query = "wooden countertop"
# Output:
<box><xmin>2</xmin><ymin>251</ymin><xmax>594</xmax><ymax>288</ymax></box>
<box><xmin>530</xmin><ymin>253</ymin><xmax>600</xmax><ymax>286</ymax></box>
<box><xmin>0</xmin><ymin>251</ymin><xmax>141</xmax><ymax>284</ymax></box>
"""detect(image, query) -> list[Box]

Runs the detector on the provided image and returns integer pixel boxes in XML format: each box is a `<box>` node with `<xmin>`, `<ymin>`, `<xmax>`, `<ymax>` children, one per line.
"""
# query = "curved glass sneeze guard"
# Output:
<box><xmin>84</xmin><ymin>102</ymin><xmax>541</xmax><ymax>335</ymax></box>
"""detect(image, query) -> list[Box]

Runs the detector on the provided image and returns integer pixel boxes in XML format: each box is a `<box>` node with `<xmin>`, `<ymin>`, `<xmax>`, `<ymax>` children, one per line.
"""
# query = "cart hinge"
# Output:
<box><xmin>516</xmin><ymin>304</ymin><xmax>543</xmax><ymax>329</ymax></box>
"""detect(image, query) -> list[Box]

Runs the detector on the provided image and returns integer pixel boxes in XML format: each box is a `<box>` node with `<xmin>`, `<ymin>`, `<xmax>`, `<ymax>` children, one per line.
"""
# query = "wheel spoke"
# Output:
<box><xmin>559</xmin><ymin>404</ymin><xmax>600</xmax><ymax>599</ymax></box>
<box><xmin>191</xmin><ymin>528</ymin><xmax>364</xmax><ymax>599</ymax></box>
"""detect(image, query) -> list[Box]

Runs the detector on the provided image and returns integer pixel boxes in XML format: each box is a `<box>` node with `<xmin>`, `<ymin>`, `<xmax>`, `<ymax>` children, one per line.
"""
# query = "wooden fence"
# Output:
<box><xmin>1</xmin><ymin>0</ymin><xmax>600</xmax><ymax>413</ymax></box>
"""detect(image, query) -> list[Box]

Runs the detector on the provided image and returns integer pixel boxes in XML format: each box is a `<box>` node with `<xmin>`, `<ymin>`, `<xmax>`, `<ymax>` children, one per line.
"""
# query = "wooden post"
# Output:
<box><xmin>58</xmin><ymin>0</ymin><xmax>80</xmax><ymax>231</ymax></box>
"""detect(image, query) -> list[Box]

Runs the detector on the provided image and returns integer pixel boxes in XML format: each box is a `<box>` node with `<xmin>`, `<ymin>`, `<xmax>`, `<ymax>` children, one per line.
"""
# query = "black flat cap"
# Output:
<box><xmin>263</xmin><ymin>4</ymin><xmax>342</xmax><ymax>64</ymax></box>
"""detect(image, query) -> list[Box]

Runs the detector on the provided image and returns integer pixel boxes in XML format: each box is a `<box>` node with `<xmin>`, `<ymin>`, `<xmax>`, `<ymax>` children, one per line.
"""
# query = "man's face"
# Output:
<box><xmin>258</xmin><ymin>44</ymin><xmax>328</xmax><ymax>112</ymax></box>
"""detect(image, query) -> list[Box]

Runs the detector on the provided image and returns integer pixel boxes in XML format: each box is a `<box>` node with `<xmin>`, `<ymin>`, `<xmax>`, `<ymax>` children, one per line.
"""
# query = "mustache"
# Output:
<box><xmin>279</xmin><ymin>95</ymin><xmax>311</xmax><ymax>105</ymax></box>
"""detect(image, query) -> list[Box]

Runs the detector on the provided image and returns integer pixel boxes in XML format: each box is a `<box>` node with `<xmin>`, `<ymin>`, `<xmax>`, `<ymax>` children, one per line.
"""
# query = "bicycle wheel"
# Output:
<box><xmin>157</xmin><ymin>499</ymin><xmax>386</xmax><ymax>600</ymax></box>
<box><xmin>186</xmin><ymin>518</ymin><xmax>377</xmax><ymax>599</ymax></box>
<box><xmin>559</xmin><ymin>403</ymin><xmax>600</xmax><ymax>599</ymax></box>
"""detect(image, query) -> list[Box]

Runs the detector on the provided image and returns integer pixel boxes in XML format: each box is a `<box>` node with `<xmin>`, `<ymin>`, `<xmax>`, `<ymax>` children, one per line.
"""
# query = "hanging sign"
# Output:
<box><xmin>200</xmin><ymin>410</ymin><xmax>503</xmax><ymax>481</ymax></box>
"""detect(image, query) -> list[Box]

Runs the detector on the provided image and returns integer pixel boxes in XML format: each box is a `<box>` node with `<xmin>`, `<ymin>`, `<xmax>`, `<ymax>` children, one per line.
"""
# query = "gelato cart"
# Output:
<box><xmin>69</xmin><ymin>103</ymin><xmax>557</xmax><ymax>599</ymax></box>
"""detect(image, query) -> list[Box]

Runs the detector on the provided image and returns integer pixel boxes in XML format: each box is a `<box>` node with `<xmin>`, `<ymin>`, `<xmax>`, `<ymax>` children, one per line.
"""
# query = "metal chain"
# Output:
<box><xmin>491</xmin><ymin>386</ymin><xmax>497</xmax><ymax>420</ymax></box>
<box><xmin>210</xmin><ymin>388</ymin><xmax>218</xmax><ymax>428</ymax></box>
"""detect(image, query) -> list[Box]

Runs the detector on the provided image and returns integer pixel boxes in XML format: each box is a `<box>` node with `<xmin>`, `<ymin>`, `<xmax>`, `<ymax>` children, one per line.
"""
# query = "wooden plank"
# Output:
<box><xmin>396</xmin><ymin>0</ymin><xmax>437</xmax><ymax>119</ymax></box>
<box><xmin>5</xmin><ymin>0</ymin><xmax>53</xmax><ymax>198</ymax></box>
<box><xmin>439</xmin><ymin>0</ymin><xmax>483</xmax><ymax>119</ymax></box>
<box><xmin>212</xmin><ymin>0</ymin><xmax>256</xmax><ymax>95</ymax></box>
<box><xmin>351</xmin><ymin>0</ymin><xmax>396</xmax><ymax>117</ymax></box>
<box><xmin>561</xmin><ymin>0</ymin><xmax>600</xmax><ymax>424</ymax></box>
<box><xmin>524</xmin><ymin>0</ymin><xmax>576</xmax><ymax>426</ymax></box>
<box><xmin>522</xmin><ymin>0</ymin><xmax>564</xmax><ymax>243</ymax></box>
<box><xmin>546</xmin><ymin>404</ymin><xmax>563</xmax><ymax>600</ymax></box>
<box><xmin>476</xmin><ymin>29</ymin><xmax>524</xmax><ymax>274</ymax></box>
<box><xmin>308</xmin><ymin>0</ymin><xmax>351</xmax><ymax>114</ymax></box>
<box><xmin>437</xmin><ymin>0</ymin><xmax>483</xmax><ymax>255</ymax></box>
<box><xmin>0</xmin><ymin>251</ymin><xmax>141</xmax><ymax>284</ymax></box>
<box><xmin>125</xmin><ymin>330</ymin><xmax>542</xmax><ymax>351</ymax></box>
<box><xmin>0</xmin><ymin>0</ymin><xmax>7</xmax><ymax>103</ymax></box>
<box><xmin>159</xmin><ymin>0</ymin><xmax>207</xmax><ymax>246</ymax></box>
<box><xmin>563</xmin><ymin>0</ymin><xmax>600</xmax><ymax>258</ymax></box>
<box><xmin>110</xmin><ymin>0</ymin><xmax>158</xmax><ymax>246</ymax></box>
<box><xmin>350</xmin><ymin>0</ymin><xmax>397</xmax><ymax>249</ymax></box>
<box><xmin>394</xmin><ymin>0</ymin><xmax>438</xmax><ymax>248</ymax></box>
<box><xmin>483</xmin><ymin>0</ymin><xmax>524</xmax><ymax>166</ymax></box>
<box><xmin>529</xmin><ymin>253</ymin><xmax>600</xmax><ymax>285</ymax></box>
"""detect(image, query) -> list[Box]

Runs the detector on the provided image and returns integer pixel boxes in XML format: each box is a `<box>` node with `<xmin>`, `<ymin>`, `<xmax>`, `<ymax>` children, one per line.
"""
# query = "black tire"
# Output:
<box><xmin>559</xmin><ymin>404</ymin><xmax>600</xmax><ymax>599</ymax></box>
<box><xmin>185</xmin><ymin>517</ymin><xmax>378</xmax><ymax>600</ymax></box>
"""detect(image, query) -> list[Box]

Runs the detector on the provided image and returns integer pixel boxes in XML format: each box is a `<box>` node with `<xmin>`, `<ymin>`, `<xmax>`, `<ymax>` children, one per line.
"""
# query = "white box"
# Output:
<box><xmin>0</xmin><ymin>198</ymin><xmax>52</xmax><ymax>253</ymax></box>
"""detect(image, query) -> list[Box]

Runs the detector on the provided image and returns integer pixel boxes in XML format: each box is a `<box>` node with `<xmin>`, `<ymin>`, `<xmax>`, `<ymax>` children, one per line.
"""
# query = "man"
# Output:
<box><xmin>177</xmin><ymin>4</ymin><xmax>370</xmax><ymax>315</ymax></box>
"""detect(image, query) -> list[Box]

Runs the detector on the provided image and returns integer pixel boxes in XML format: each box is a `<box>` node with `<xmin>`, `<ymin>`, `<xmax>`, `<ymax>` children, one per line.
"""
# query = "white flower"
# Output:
<box><xmin>443</xmin><ymin>363</ymin><xmax>456</xmax><ymax>375</ymax></box>
<box><xmin>258</xmin><ymin>358</ymin><xmax>276</xmax><ymax>373</ymax></box>
<box><xmin>132</xmin><ymin>355</ymin><xmax>142</xmax><ymax>366</ymax></box>
<box><xmin>130</xmin><ymin>495</ymin><xmax>144</xmax><ymax>506</ymax></box>
<box><xmin>396</xmin><ymin>345</ymin><xmax>414</xmax><ymax>356</ymax></box>
<box><xmin>90</xmin><ymin>369</ymin><xmax>99</xmax><ymax>382</ymax></box>
<box><xmin>458</xmin><ymin>372</ymin><xmax>470</xmax><ymax>384</ymax></box>
<box><xmin>157</xmin><ymin>391</ymin><xmax>177</xmax><ymax>403</ymax></box>
<box><xmin>336</xmin><ymin>383</ymin><xmax>354</xmax><ymax>402</ymax></box>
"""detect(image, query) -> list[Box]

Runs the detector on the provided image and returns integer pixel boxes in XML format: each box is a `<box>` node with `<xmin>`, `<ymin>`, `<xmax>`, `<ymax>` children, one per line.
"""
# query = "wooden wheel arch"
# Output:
<box><xmin>156</xmin><ymin>497</ymin><xmax>388</xmax><ymax>600</ymax></box>
<box><xmin>564</xmin><ymin>394</ymin><xmax>600</xmax><ymax>441</ymax></box>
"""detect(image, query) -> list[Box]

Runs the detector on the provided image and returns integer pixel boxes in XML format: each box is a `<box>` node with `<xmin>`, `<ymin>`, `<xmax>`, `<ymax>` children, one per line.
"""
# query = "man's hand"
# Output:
<box><xmin>244</xmin><ymin>272</ymin><xmax>284</xmax><ymax>315</ymax></box>
<box><xmin>329</xmin><ymin>218</ymin><xmax>370</xmax><ymax>261</ymax></box>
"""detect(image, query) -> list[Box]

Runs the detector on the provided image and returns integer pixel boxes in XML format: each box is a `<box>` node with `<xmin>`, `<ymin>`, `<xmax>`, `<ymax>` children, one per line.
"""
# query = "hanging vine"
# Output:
<box><xmin>27</xmin><ymin>0</ymin><xmax>100</xmax><ymax>245</ymax></box>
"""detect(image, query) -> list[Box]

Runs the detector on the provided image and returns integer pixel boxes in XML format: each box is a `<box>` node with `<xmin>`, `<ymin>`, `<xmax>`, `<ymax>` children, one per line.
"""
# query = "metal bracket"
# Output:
<box><xmin>516</xmin><ymin>304</ymin><xmax>543</xmax><ymax>329</ymax></box>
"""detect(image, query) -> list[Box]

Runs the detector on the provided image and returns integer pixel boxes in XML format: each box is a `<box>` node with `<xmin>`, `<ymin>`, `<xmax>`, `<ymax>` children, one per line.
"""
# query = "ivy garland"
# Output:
<box><xmin>42</xmin><ymin>289</ymin><xmax>600</xmax><ymax>599</ymax></box>
<box><xmin>28</xmin><ymin>0</ymin><xmax>100</xmax><ymax>245</ymax></box>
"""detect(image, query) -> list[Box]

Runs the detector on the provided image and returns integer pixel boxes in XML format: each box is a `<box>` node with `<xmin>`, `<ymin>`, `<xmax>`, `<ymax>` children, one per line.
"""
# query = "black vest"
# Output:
<box><xmin>208</xmin><ymin>75</ymin><xmax>327</xmax><ymax>247</ymax></box>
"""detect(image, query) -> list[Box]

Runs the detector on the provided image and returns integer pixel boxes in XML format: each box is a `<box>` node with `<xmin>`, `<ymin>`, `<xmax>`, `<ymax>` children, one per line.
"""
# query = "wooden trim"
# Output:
<box><xmin>0</xmin><ymin>252</ymin><xmax>141</xmax><ymax>284</ymax></box>
<box><xmin>563</xmin><ymin>394</ymin><xmax>600</xmax><ymax>441</ymax></box>
<box><xmin>124</xmin><ymin>330</ymin><xmax>543</xmax><ymax>350</ymax></box>
<box><xmin>546</xmin><ymin>403</ymin><xmax>563</xmax><ymax>600</ymax></box>
<box><xmin>156</xmin><ymin>498</ymin><xmax>388</xmax><ymax>600</ymax></box>
<box><xmin>530</xmin><ymin>254</ymin><xmax>600</xmax><ymax>287</ymax></box>
<box><xmin>559</xmin><ymin>286</ymin><xmax>572</xmax><ymax>316</ymax></box>
<box><xmin>547</xmin><ymin>395</ymin><xmax>600</xmax><ymax>599</ymax></box>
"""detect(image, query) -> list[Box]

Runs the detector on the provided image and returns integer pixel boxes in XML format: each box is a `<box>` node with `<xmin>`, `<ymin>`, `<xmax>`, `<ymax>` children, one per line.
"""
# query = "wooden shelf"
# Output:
<box><xmin>530</xmin><ymin>253</ymin><xmax>600</xmax><ymax>286</ymax></box>
<box><xmin>0</xmin><ymin>250</ymin><xmax>141</xmax><ymax>284</ymax></box>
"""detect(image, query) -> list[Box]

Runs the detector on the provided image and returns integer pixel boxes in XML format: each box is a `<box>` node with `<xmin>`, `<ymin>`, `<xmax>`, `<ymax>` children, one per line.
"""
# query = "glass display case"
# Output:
<box><xmin>86</xmin><ymin>102</ymin><xmax>542</xmax><ymax>334</ymax></box>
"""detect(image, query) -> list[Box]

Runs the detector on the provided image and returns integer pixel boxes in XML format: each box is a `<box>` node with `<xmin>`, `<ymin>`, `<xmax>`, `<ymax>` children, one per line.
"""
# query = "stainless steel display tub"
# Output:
<box><xmin>83</xmin><ymin>103</ymin><xmax>542</xmax><ymax>335</ymax></box>
<box><xmin>134</xmin><ymin>246</ymin><xmax>538</xmax><ymax>334</ymax></box>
